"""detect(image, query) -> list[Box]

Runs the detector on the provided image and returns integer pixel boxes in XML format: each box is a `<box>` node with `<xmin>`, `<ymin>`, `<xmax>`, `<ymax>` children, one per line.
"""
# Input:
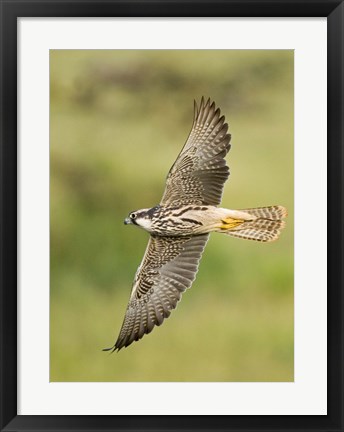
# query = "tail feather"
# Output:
<box><xmin>226</xmin><ymin>219</ymin><xmax>285</xmax><ymax>242</ymax></box>
<box><xmin>219</xmin><ymin>206</ymin><xmax>287</xmax><ymax>242</ymax></box>
<box><xmin>240</xmin><ymin>205</ymin><xmax>287</xmax><ymax>220</ymax></box>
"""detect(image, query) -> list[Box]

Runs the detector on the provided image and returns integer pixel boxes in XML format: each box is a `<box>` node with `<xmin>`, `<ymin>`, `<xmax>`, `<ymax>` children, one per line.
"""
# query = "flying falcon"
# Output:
<box><xmin>104</xmin><ymin>97</ymin><xmax>287</xmax><ymax>352</ymax></box>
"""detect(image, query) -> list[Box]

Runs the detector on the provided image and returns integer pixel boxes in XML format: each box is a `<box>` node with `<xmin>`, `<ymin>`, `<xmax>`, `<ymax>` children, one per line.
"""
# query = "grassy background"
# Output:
<box><xmin>50</xmin><ymin>50</ymin><xmax>294</xmax><ymax>382</ymax></box>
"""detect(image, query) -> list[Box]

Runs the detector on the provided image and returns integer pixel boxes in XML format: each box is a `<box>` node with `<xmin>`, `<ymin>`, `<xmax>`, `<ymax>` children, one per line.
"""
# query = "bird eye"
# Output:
<box><xmin>130</xmin><ymin>213</ymin><xmax>136</xmax><ymax>220</ymax></box>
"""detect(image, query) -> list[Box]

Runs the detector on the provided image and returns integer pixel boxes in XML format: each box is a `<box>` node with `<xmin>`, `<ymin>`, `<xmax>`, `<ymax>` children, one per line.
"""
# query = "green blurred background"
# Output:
<box><xmin>50</xmin><ymin>50</ymin><xmax>294</xmax><ymax>382</ymax></box>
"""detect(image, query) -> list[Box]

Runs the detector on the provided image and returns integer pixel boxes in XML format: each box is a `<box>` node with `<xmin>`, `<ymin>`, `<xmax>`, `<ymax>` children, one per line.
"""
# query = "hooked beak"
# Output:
<box><xmin>124</xmin><ymin>217</ymin><xmax>132</xmax><ymax>225</ymax></box>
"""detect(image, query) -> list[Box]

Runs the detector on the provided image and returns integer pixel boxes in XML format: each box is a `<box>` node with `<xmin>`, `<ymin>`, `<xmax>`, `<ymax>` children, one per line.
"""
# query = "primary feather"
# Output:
<box><xmin>161</xmin><ymin>97</ymin><xmax>231</xmax><ymax>206</ymax></box>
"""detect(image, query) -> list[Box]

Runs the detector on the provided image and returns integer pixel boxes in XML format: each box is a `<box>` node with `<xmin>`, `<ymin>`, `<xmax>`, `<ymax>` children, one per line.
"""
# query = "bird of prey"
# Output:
<box><xmin>104</xmin><ymin>97</ymin><xmax>287</xmax><ymax>352</ymax></box>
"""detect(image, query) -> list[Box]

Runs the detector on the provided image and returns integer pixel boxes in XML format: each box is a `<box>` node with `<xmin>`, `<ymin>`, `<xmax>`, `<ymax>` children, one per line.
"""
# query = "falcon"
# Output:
<box><xmin>104</xmin><ymin>97</ymin><xmax>287</xmax><ymax>352</ymax></box>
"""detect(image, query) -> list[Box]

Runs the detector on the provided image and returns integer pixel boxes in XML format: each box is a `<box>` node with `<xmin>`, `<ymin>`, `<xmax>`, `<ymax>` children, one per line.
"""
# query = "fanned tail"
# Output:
<box><xmin>219</xmin><ymin>205</ymin><xmax>287</xmax><ymax>242</ymax></box>
<box><xmin>240</xmin><ymin>205</ymin><xmax>287</xmax><ymax>220</ymax></box>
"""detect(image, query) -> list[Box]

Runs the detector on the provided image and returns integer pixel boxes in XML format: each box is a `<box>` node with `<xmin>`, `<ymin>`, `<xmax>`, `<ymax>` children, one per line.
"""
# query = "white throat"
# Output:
<box><xmin>137</xmin><ymin>218</ymin><xmax>153</xmax><ymax>231</ymax></box>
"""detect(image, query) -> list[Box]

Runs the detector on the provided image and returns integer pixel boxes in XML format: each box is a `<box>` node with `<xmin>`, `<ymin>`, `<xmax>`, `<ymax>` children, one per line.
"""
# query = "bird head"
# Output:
<box><xmin>124</xmin><ymin>206</ymin><xmax>160</xmax><ymax>232</ymax></box>
<box><xmin>124</xmin><ymin>210</ymin><xmax>146</xmax><ymax>226</ymax></box>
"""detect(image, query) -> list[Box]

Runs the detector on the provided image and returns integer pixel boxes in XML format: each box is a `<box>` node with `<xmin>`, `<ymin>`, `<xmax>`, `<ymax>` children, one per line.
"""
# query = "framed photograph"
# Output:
<box><xmin>1</xmin><ymin>1</ymin><xmax>343</xmax><ymax>431</ymax></box>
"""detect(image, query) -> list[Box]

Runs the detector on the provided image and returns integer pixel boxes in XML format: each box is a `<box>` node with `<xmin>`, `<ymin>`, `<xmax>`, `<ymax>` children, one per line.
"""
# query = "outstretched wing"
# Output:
<box><xmin>106</xmin><ymin>233</ymin><xmax>209</xmax><ymax>351</ymax></box>
<box><xmin>160</xmin><ymin>97</ymin><xmax>231</xmax><ymax>206</ymax></box>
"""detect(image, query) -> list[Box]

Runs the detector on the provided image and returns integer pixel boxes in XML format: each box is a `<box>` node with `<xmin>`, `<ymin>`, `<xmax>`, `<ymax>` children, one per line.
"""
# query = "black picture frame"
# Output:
<box><xmin>1</xmin><ymin>1</ymin><xmax>343</xmax><ymax>431</ymax></box>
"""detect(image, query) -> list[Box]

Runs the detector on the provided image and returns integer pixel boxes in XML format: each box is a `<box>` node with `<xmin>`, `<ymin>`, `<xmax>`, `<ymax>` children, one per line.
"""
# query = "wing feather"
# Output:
<box><xmin>106</xmin><ymin>233</ymin><xmax>209</xmax><ymax>351</ymax></box>
<box><xmin>160</xmin><ymin>98</ymin><xmax>231</xmax><ymax>206</ymax></box>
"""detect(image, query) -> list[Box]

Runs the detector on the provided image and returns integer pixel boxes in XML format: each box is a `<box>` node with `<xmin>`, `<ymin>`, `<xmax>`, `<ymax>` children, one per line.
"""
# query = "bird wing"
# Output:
<box><xmin>160</xmin><ymin>97</ymin><xmax>231</xmax><ymax>206</ymax></box>
<box><xmin>107</xmin><ymin>233</ymin><xmax>209</xmax><ymax>351</ymax></box>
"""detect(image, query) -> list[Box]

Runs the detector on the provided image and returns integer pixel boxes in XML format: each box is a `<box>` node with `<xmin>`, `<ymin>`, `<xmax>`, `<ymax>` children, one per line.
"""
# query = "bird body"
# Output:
<box><xmin>125</xmin><ymin>204</ymin><xmax>286</xmax><ymax>240</ymax></box>
<box><xmin>105</xmin><ymin>97</ymin><xmax>287</xmax><ymax>352</ymax></box>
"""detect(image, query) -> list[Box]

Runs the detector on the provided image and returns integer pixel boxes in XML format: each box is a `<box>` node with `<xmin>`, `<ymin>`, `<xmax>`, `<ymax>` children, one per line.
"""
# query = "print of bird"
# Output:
<box><xmin>104</xmin><ymin>97</ymin><xmax>287</xmax><ymax>352</ymax></box>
